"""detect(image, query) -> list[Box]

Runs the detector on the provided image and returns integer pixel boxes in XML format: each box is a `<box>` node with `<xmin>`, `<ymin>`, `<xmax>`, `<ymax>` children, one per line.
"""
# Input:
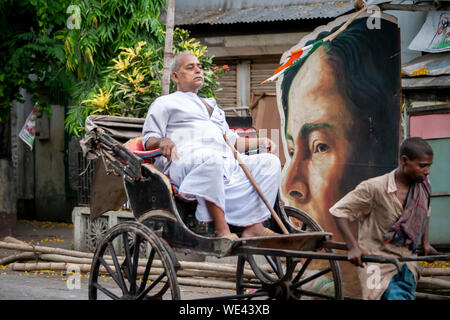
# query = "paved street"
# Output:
<box><xmin>0</xmin><ymin>220</ymin><xmax>236</xmax><ymax>300</ymax></box>
<box><xmin>0</xmin><ymin>268</ymin><xmax>90</xmax><ymax>300</ymax></box>
<box><xmin>0</xmin><ymin>268</ymin><xmax>236</xmax><ymax>300</ymax></box>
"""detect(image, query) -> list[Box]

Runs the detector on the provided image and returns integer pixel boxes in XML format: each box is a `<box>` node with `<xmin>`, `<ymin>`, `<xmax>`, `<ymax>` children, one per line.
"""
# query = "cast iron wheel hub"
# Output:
<box><xmin>262</xmin><ymin>280</ymin><xmax>292</xmax><ymax>300</ymax></box>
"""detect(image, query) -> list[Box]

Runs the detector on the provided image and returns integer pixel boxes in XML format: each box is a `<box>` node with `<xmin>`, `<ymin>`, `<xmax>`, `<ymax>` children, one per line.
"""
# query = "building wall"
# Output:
<box><xmin>11</xmin><ymin>89</ymin><xmax>35</xmax><ymax>220</ymax></box>
<box><xmin>34</xmin><ymin>105</ymin><xmax>72</xmax><ymax>222</ymax></box>
<box><xmin>198</xmin><ymin>32</ymin><xmax>310</xmax><ymax>111</ymax></box>
<box><xmin>405</xmin><ymin>98</ymin><xmax>450</xmax><ymax>248</ymax></box>
<box><xmin>195</xmin><ymin>10</ymin><xmax>429</xmax><ymax>108</ymax></box>
<box><xmin>0</xmin><ymin>158</ymin><xmax>16</xmax><ymax>237</ymax></box>
<box><xmin>385</xmin><ymin>10</ymin><xmax>427</xmax><ymax>64</ymax></box>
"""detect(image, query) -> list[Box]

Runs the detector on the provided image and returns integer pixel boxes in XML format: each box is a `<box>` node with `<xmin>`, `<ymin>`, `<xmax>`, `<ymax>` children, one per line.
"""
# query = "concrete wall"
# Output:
<box><xmin>11</xmin><ymin>94</ymin><xmax>77</xmax><ymax>223</ymax></box>
<box><xmin>0</xmin><ymin>159</ymin><xmax>16</xmax><ymax>237</ymax></box>
<box><xmin>385</xmin><ymin>9</ymin><xmax>427</xmax><ymax>64</ymax></box>
<box><xmin>11</xmin><ymin>89</ymin><xmax>35</xmax><ymax>220</ymax></box>
<box><xmin>34</xmin><ymin>104</ymin><xmax>72</xmax><ymax>222</ymax></box>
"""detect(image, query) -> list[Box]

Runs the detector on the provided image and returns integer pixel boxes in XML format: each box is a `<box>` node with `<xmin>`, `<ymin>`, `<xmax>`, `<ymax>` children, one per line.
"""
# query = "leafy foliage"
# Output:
<box><xmin>59</xmin><ymin>0</ymin><xmax>166</xmax><ymax>99</ymax></box>
<box><xmin>63</xmin><ymin>8</ymin><xmax>227</xmax><ymax>137</ymax></box>
<box><xmin>0</xmin><ymin>0</ymin><xmax>74</xmax><ymax>121</ymax></box>
<box><xmin>1</xmin><ymin>0</ymin><xmax>227</xmax><ymax>137</ymax></box>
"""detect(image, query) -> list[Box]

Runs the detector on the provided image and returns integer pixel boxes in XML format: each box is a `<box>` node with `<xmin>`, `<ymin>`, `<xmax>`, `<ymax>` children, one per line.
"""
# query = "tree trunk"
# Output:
<box><xmin>161</xmin><ymin>0</ymin><xmax>175</xmax><ymax>96</ymax></box>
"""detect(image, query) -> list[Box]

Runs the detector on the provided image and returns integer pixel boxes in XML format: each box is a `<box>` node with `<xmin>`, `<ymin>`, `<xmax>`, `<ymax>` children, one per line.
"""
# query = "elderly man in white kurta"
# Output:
<box><xmin>142</xmin><ymin>52</ymin><xmax>281</xmax><ymax>240</ymax></box>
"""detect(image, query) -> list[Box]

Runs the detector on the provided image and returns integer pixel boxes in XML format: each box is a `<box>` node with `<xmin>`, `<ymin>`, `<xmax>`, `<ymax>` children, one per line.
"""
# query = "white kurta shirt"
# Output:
<box><xmin>142</xmin><ymin>91</ymin><xmax>239</xmax><ymax>174</ymax></box>
<box><xmin>142</xmin><ymin>91</ymin><xmax>281</xmax><ymax>226</ymax></box>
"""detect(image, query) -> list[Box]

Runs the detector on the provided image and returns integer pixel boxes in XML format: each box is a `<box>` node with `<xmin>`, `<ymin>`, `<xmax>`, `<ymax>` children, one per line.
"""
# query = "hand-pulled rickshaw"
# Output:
<box><xmin>80</xmin><ymin>115</ymin><xmax>449</xmax><ymax>301</ymax></box>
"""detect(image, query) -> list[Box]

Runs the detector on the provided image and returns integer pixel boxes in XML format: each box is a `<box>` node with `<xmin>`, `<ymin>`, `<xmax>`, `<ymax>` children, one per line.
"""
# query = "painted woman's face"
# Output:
<box><xmin>281</xmin><ymin>46</ymin><xmax>353</xmax><ymax>234</ymax></box>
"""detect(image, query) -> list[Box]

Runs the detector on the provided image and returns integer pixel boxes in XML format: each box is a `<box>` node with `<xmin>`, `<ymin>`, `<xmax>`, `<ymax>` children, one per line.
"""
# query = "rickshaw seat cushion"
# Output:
<box><xmin>123</xmin><ymin>136</ymin><xmax>162</xmax><ymax>163</ymax></box>
<box><xmin>125</xmin><ymin>137</ymin><xmax>180</xmax><ymax>196</ymax></box>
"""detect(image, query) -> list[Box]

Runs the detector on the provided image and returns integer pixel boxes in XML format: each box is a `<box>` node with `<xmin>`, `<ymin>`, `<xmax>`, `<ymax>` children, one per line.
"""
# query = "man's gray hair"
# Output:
<box><xmin>170</xmin><ymin>51</ymin><xmax>196</xmax><ymax>73</ymax></box>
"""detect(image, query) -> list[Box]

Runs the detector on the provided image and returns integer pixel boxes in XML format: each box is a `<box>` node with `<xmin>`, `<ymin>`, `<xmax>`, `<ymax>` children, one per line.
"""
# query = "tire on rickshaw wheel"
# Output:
<box><xmin>235</xmin><ymin>206</ymin><xmax>343</xmax><ymax>300</ymax></box>
<box><xmin>88</xmin><ymin>221</ymin><xmax>180</xmax><ymax>300</ymax></box>
<box><xmin>282</xmin><ymin>206</ymin><xmax>343</xmax><ymax>300</ymax></box>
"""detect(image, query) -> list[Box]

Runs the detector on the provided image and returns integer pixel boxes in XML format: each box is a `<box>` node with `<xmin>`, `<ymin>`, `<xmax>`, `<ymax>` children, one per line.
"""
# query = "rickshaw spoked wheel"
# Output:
<box><xmin>282</xmin><ymin>206</ymin><xmax>343</xmax><ymax>300</ymax></box>
<box><xmin>235</xmin><ymin>253</ymin><xmax>299</xmax><ymax>300</ymax></box>
<box><xmin>88</xmin><ymin>221</ymin><xmax>180</xmax><ymax>300</ymax></box>
<box><xmin>235</xmin><ymin>206</ymin><xmax>343</xmax><ymax>300</ymax></box>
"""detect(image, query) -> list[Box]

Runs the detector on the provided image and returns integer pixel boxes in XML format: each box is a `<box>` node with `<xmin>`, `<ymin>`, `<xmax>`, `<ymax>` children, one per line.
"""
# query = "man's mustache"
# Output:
<box><xmin>193</xmin><ymin>75</ymin><xmax>204</xmax><ymax>81</ymax></box>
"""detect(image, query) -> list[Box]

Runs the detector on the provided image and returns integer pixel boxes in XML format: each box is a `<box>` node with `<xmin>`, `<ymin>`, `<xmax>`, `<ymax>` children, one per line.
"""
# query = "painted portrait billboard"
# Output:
<box><xmin>276</xmin><ymin>12</ymin><xmax>401</xmax><ymax>297</ymax></box>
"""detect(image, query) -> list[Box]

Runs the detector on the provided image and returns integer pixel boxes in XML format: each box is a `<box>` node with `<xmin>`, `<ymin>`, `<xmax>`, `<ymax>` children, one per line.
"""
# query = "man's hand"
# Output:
<box><xmin>347</xmin><ymin>244</ymin><xmax>369</xmax><ymax>267</ymax></box>
<box><xmin>159</xmin><ymin>138</ymin><xmax>178</xmax><ymax>161</ymax></box>
<box><xmin>235</xmin><ymin>137</ymin><xmax>277</xmax><ymax>154</ymax></box>
<box><xmin>258</xmin><ymin>137</ymin><xmax>277</xmax><ymax>154</ymax></box>
<box><xmin>421</xmin><ymin>243</ymin><xmax>440</xmax><ymax>256</ymax></box>
<box><xmin>333</xmin><ymin>216</ymin><xmax>368</xmax><ymax>267</ymax></box>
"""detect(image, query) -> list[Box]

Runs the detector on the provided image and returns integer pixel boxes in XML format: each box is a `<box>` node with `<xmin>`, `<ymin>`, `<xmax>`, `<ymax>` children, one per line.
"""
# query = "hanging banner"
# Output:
<box><xmin>18</xmin><ymin>107</ymin><xmax>39</xmax><ymax>150</ymax></box>
<box><xmin>409</xmin><ymin>11</ymin><xmax>450</xmax><ymax>53</ymax></box>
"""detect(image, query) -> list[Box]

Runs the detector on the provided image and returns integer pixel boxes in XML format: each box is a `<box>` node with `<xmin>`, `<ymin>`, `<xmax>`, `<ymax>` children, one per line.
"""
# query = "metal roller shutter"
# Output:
<box><xmin>251</xmin><ymin>61</ymin><xmax>279</xmax><ymax>96</ymax></box>
<box><xmin>215</xmin><ymin>63</ymin><xmax>237</xmax><ymax>109</ymax></box>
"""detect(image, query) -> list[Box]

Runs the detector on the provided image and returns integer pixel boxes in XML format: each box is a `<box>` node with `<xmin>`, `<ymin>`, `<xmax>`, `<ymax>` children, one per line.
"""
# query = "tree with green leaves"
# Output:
<box><xmin>1</xmin><ymin>0</ymin><xmax>226</xmax><ymax>136</ymax></box>
<box><xmin>0</xmin><ymin>0</ymin><xmax>76</xmax><ymax>236</ymax></box>
<box><xmin>0</xmin><ymin>0</ymin><xmax>74</xmax><ymax>121</ymax></box>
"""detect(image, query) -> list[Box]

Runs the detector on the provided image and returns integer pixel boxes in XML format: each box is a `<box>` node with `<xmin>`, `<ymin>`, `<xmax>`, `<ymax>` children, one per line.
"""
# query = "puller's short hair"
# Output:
<box><xmin>400</xmin><ymin>137</ymin><xmax>434</xmax><ymax>160</ymax></box>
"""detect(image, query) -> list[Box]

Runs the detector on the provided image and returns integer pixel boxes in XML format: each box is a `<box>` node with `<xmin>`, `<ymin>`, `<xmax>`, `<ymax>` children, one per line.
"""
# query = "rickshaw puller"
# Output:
<box><xmin>330</xmin><ymin>137</ymin><xmax>439</xmax><ymax>300</ymax></box>
<box><xmin>142</xmin><ymin>51</ymin><xmax>282</xmax><ymax>240</ymax></box>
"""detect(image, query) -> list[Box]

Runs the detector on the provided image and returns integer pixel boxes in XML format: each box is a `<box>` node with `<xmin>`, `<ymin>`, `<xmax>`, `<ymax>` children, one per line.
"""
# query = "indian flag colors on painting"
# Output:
<box><xmin>261</xmin><ymin>40</ymin><xmax>323</xmax><ymax>84</ymax></box>
<box><xmin>261</xmin><ymin>6</ymin><xmax>372</xmax><ymax>84</ymax></box>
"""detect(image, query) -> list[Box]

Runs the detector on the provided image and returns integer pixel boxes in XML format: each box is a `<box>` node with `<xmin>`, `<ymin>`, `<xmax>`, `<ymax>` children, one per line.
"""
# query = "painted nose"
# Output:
<box><xmin>288</xmin><ymin>181</ymin><xmax>309</xmax><ymax>203</ymax></box>
<box><xmin>283</xmin><ymin>167</ymin><xmax>309</xmax><ymax>204</ymax></box>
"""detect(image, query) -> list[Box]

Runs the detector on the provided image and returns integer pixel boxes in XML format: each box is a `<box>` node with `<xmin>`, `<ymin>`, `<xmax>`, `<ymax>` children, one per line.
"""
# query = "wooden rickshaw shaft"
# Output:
<box><xmin>234</xmin><ymin>246</ymin><xmax>450</xmax><ymax>272</ymax></box>
<box><xmin>223</xmin><ymin>134</ymin><xmax>290</xmax><ymax>235</ymax></box>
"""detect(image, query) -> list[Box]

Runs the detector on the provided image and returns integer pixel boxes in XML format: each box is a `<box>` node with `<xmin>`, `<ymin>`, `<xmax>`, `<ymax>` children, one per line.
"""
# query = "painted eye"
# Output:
<box><xmin>315</xmin><ymin>143</ymin><xmax>329</xmax><ymax>153</ymax></box>
<box><xmin>288</xmin><ymin>148</ymin><xmax>295</xmax><ymax>157</ymax></box>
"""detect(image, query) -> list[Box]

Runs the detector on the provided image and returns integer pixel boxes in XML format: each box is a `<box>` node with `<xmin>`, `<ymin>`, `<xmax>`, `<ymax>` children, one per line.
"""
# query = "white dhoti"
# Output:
<box><xmin>168</xmin><ymin>150</ymin><xmax>281</xmax><ymax>226</ymax></box>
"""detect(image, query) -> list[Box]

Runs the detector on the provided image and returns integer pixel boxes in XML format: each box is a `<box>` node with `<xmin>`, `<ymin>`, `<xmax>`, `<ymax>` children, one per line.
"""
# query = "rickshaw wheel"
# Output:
<box><xmin>235</xmin><ymin>254</ymin><xmax>298</xmax><ymax>300</ymax></box>
<box><xmin>235</xmin><ymin>206</ymin><xmax>343</xmax><ymax>300</ymax></box>
<box><xmin>88</xmin><ymin>221</ymin><xmax>180</xmax><ymax>300</ymax></box>
<box><xmin>282</xmin><ymin>206</ymin><xmax>343</xmax><ymax>300</ymax></box>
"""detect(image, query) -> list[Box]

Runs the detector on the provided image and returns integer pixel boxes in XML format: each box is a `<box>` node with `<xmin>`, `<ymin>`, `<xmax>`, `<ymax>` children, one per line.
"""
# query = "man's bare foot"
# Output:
<box><xmin>259</xmin><ymin>228</ymin><xmax>278</xmax><ymax>237</ymax></box>
<box><xmin>215</xmin><ymin>230</ymin><xmax>239</xmax><ymax>240</ymax></box>
<box><xmin>241</xmin><ymin>221</ymin><xmax>280</xmax><ymax>237</ymax></box>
